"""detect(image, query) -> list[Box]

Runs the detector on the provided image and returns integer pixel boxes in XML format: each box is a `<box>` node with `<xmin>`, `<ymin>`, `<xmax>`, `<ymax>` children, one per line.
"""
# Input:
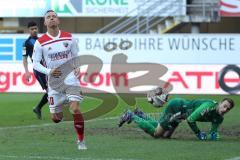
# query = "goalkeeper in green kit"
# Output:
<box><xmin>119</xmin><ymin>88</ymin><xmax>235</xmax><ymax>140</ymax></box>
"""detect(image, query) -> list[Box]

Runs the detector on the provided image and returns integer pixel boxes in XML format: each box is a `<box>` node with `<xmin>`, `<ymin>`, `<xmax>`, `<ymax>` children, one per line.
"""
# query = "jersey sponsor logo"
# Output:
<box><xmin>48</xmin><ymin>50</ymin><xmax>71</xmax><ymax>61</ymax></box>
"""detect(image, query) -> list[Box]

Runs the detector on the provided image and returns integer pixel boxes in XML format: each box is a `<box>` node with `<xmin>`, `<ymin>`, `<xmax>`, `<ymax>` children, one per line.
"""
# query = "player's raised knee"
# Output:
<box><xmin>70</xmin><ymin>102</ymin><xmax>81</xmax><ymax>114</ymax></box>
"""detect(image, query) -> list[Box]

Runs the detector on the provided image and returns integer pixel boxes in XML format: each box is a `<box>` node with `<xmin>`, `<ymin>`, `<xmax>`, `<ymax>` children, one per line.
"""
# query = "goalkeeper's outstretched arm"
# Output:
<box><xmin>187</xmin><ymin>102</ymin><xmax>215</xmax><ymax>138</ymax></box>
<box><xmin>210</xmin><ymin>121</ymin><xmax>222</xmax><ymax>133</ymax></box>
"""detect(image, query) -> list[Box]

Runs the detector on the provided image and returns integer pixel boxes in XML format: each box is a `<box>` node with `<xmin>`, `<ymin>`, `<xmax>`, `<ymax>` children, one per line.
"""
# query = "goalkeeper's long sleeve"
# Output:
<box><xmin>187</xmin><ymin>102</ymin><xmax>215</xmax><ymax>134</ymax></box>
<box><xmin>187</xmin><ymin>121</ymin><xmax>200</xmax><ymax>134</ymax></box>
<box><xmin>210</xmin><ymin>121</ymin><xmax>222</xmax><ymax>133</ymax></box>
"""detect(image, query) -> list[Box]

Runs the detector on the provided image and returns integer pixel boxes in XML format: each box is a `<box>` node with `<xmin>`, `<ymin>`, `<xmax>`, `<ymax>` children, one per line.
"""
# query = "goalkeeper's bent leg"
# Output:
<box><xmin>135</xmin><ymin>112</ymin><xmax>159</xmax><ymax>128</ymax></box>
<box><xmin>144</xmin><ymin>116</ymin><xmax>158</xmax><ymax>128</ymax></box>
<box><xmin>133</xmin><ymin>115</ymin><xmax>157</xmax><ymax>137</ymax></box>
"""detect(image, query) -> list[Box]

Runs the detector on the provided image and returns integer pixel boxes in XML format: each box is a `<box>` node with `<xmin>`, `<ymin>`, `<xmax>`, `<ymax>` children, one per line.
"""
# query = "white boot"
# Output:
<box><xmin>77</xmin><ymin>140</ymin><xmax>87</xmax><ymax>150</ymax></box>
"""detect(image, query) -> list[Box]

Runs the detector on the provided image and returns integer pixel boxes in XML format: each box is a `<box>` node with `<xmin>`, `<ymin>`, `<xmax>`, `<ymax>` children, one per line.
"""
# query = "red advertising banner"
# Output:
<box><xmin>1</xmin><ymin>63</ymin><xmax>239</xmax><ymax>94</ymax></box>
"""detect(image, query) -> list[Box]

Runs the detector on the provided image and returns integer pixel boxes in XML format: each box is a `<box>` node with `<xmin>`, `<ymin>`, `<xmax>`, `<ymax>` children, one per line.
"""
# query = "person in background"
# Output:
<box><xmin>22</xmin><ymin>21</ymin><xmax>48</xmax><ymax>120</ymax></box>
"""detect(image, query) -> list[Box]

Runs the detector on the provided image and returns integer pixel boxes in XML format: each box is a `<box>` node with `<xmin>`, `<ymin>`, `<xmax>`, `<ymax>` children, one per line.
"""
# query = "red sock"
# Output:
<box><xmin>73</xmin><ymin>113</ymin><xmax>84</xmax><ymax>141</ymax></box>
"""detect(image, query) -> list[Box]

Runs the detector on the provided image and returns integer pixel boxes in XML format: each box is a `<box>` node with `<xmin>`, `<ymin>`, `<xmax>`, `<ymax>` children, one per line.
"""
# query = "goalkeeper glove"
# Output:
<box><xmin>208</xmin><ymin>132</ymin><xmax>220</xmax><ymax>141</ymax></box>
<box><xmin>196</xmin><ymin>132</ymin><xmax>207</xmax><ymax>140</ymax></box>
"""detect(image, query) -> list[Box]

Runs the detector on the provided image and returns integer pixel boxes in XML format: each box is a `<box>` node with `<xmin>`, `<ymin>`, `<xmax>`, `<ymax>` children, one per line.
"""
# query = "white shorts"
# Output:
<box><xmin>47</xmin><ymin>72</ymin><xmax>84</xmax><ymax>114</ymax></box>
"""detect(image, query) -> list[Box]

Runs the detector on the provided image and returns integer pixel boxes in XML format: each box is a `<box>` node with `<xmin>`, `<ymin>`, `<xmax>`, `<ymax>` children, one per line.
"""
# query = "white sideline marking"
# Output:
<box><xmin>225</xmin><ymin>157</ymin><xmax>240</xmax><ymax>160</ymax></box>
<box><xmin>0</xmin><ymin>155</ymin><xmax>139</xmax><ymax>160</ymax></box>
<box><xmin>0</xmin><ymin>117</ymin><xmax>118</xmax><ymax>131</ymax></box>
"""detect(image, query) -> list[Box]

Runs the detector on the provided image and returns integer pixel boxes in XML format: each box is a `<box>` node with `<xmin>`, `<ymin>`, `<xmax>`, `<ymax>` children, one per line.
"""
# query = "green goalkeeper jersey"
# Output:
<box><xmin>161</xmin><ymin>98</ymin><xmax>223</xmax><ymax>134</ymax></box>
<box><xmin>185</xmin><ymin>99</ymin><xmax>223</xmax><ymax>134</ymax></box>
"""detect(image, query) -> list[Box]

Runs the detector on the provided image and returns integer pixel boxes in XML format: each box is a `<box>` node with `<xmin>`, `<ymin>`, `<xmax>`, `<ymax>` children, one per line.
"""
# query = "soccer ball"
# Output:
<box><xmin>147</xmin><ymin>87</ymin><xmax>169</xmax><ymax>108</ymax></box>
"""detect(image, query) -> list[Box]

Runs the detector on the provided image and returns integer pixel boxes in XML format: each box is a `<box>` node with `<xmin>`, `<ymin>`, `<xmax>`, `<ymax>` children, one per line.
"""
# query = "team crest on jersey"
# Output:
<box><xmin>63</xmin><ymin>42</ymin><xmax>69</xmax><ymax>48</ymax></box>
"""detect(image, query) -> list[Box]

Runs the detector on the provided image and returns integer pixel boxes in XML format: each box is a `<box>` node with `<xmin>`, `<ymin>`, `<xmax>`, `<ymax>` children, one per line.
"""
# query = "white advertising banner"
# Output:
<box><xmin>77</xmin><ymin>34</ymin><xmax>240</xmax><ymax>64</ymax></box>
<box><xmin>220</xmin><ymin>0</ymin><xmax>240</xmax><ymax>17</ymax></box>
<box><xmin>1</xmin><ymin>34</ymin><xmax>240</xmax><ymax>64</ymax></box>
<box><xmin>1</xmin><ymin>63</ymin><xmax>239</xmax><ymax>94</ymax></box>
<box><xmin>0</xmin><ymin>0</ymin><xmax>186</xmax><ymax>17</ymax></box>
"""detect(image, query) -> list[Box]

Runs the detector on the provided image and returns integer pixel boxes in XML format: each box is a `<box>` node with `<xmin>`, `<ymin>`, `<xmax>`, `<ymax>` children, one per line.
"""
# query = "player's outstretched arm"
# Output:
<box><xmin>187</xmin><ymin>102</ymin><xmax>215</xmax><ymax>140</ymax></box>
<box><xmin>207</xmin><ymin>121</ymin><xmax>222</xmax><ymax>140</ymax></box>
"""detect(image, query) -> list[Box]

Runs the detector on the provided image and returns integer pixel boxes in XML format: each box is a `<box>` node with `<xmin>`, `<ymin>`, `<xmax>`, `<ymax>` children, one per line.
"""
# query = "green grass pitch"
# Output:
<box><xmin>0</xmin><ymin>93</ymin><xmax>239</xmax><ymax>160</ymax></box>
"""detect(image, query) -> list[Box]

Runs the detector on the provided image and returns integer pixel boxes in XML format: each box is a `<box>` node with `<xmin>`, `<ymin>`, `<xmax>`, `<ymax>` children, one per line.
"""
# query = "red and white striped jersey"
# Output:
<box><xmin>33</xmin><ymin>30</ymin><xmax>79</xmax><ymax>75</ymax></box>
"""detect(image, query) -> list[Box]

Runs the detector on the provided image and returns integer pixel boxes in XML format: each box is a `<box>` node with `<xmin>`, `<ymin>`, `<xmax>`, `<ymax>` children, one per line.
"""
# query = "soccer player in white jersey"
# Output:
<box><xmin>32</xmin><ymin>10</ymin><xmax>86</xmax><ymax>150</ymax></box>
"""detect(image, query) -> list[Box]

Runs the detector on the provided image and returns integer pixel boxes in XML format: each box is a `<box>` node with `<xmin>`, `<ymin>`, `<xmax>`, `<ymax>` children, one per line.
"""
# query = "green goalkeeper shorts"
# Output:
<box><xmin>159</xmin><ymin>99</ymin><xmax>185</xmax><ymax>130</ymax></box>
